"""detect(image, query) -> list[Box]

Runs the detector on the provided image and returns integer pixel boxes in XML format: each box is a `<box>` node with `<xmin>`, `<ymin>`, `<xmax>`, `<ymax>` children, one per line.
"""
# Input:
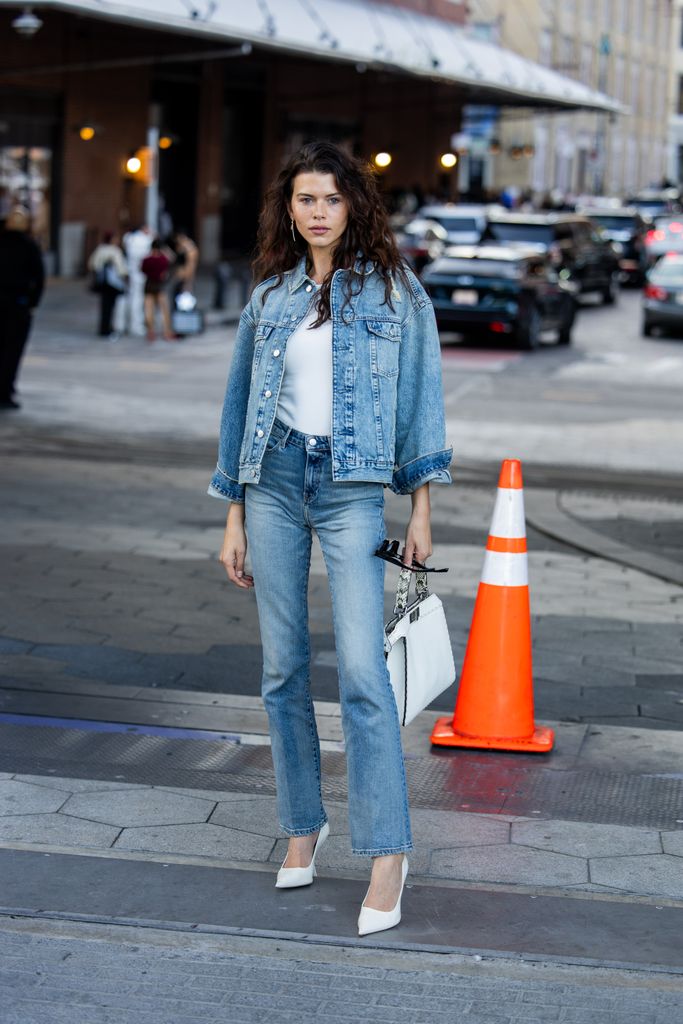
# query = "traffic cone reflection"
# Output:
<box><xmin>431</xmin><ymin>459</ymin><xmax>554</xmax><ymax>752</ymax></box>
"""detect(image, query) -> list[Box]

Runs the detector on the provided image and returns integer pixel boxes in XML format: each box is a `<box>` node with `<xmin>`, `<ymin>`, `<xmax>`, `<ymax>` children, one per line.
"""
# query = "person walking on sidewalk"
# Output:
<box><xmin>88</xmin><ymin>231</ymin><xmax>127</xmax><ymax>341</ymax></box>
<box><xmin>0</xmin><ymin>206</ymin><xmax>45</xmax><ymax>410</ymax></box>
<box><xmin>122</xmin><ymin>224</ymin><xmax>152</xmax><ymax>336</ymax></box>
<box><xmin>209</xmin><ymin>142</ymin><xmax>452</xmax><ymax>936</ymax></box>
<box><xmin>141</xmin><ymin>239</ymin><xmax>174</xmax><ymax>342</ymax></box>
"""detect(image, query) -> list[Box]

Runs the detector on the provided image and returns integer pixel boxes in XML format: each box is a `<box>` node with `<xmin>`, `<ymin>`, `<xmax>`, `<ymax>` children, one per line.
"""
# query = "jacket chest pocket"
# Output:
<box><xmin>252</xmin><ymin>323</ymin><xmax>275</xmax><ymax>379</ymax></box>
<box><xmin>367</xmin><ymin>320</ymin><xmax>400</xmax><ymax>379</ymax></box>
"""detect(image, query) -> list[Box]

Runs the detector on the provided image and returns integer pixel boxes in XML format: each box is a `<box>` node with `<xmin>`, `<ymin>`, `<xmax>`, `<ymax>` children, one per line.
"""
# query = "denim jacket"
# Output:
<box><xmin>208</xmin><ymin>256</ymin><xmax>453</xmax><ymax>502</ymax></box>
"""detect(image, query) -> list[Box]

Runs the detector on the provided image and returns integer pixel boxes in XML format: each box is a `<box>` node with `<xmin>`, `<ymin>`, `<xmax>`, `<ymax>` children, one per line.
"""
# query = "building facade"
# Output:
<box><xmin>667</xmin><ymin>0</ymin><xmax>683</xmax><ymax>184</ymax></box>
<box><xmin>0</xmin><ymin>0</ymin><xmax>613</xmax><ymax>275</ymax></box>
<box><xmin>465</xmin><ymin>0</ymin><xmax>673</xmax><ymax>201</ymax></box>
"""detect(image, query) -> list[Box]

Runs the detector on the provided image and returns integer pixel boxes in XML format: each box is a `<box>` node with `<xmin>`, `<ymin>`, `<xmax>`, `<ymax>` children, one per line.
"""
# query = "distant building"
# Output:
<box><xmin>465</xmin><ymin>0</ymin><xmax>673</xmax><ymax>200</ymax></box>
<box><xmin>0</xmin><ymin>0</ymin><xmax>616</xmax><ymax>274</ymax></box>
<box><xmin>668</xmin><ymin>0</ymin><xmax>683</xmax><ymax>185</ymax></box>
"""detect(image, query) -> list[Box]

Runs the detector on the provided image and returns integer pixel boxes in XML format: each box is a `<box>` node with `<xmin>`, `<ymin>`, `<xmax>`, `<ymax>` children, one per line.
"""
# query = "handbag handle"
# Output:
<box><xmin>394</xmin><ymin>566</ymin><xmax>429</xmax><ymax>616</ymax></box>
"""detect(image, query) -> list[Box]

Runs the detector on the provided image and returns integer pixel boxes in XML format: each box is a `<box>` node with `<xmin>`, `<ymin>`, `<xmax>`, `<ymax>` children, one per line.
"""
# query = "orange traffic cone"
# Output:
<box><xmin>431</xmin><ymin>459</ymin><xmax>554</xmax><ymax>753</ymax></box>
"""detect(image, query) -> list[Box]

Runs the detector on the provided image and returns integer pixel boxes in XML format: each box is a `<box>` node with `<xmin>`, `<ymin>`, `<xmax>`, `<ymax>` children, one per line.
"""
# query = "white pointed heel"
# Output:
<box><xmin>357</xmin><ymin>855</ymin><xmax>409</xmax><ymax>937</ymax></box>
<box><xmin>275</xmin><ymin>821</ymin><xmax>330</xmax><ymax>889</ymax></box>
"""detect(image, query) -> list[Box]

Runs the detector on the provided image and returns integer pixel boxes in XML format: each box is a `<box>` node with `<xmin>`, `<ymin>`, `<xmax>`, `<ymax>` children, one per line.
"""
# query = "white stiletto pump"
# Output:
<box><xmin>357</xmin><ymin>855</ymin><xmax>408</xmax><ymax>936</ymax></box>
<box><xmin>275</xmin><ymin>821</ymin><xmax>330</xmax><ymax>889</ymax></box>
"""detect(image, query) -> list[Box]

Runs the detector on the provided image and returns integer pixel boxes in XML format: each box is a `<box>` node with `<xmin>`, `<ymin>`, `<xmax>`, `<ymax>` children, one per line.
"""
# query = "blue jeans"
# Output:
<box><xmin>244</xmin><ymin>417</ymin><xmax>413</xmax><ymax>857</ymax></box>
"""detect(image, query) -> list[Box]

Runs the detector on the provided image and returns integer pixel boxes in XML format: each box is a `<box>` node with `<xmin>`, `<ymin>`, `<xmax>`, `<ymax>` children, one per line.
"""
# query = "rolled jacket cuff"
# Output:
<box><xmin>390</xmin><ymin>447</ymin><xmax>453</xmax><ymax>495</ymax></box>
<box><xmin>208</xmin><ymin>466</ymin><xmax>245</xmax><ymax>503</ymax></box>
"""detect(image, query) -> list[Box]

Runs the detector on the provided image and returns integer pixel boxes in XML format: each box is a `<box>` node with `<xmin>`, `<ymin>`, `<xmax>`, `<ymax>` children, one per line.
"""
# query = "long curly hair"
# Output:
<box><xmin>252</xmin><ymin>142</ymin><xmax>408</xmax><ymax>326</ymax></box>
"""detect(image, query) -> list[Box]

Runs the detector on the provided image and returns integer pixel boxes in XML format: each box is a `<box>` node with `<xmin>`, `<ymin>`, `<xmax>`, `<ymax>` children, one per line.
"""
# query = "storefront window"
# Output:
<box><xmin>0</xmin><ymin>146</ymin><xmax>52</xmax><ymax>251</ymax></box>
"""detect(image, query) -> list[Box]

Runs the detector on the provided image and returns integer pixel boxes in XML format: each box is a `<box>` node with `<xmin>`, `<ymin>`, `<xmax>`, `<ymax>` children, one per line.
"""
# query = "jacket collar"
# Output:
<box><xmin>287</xmin><ymin>254</ymin><xmax>376</xmax><ymax>294</ymax></box>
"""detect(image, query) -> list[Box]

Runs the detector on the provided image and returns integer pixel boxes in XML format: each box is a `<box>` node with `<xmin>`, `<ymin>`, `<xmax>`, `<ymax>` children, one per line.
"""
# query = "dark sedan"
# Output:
<box><xmin>483</xmin><ymin>212</ymin><xmax>620</xmax><ymax>304</ymax></box>
<box><xmin>642</xmin><ymin>254</ymin><xmax>683</xmax><ymax>337</ymax></box>
<box><xmin>578</xmin><ymin>206</ymin><xmax>650</xmax><ymax>285</ymax></box>
<box><xmin>423</xmin><ymin>245</ymin><xmax>578</xmax><ymax>349</ymax></box>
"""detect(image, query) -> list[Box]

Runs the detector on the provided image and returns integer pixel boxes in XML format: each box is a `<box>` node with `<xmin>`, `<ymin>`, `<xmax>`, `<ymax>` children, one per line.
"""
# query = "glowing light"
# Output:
<box><xmin>159</xmin><ymin>136</ymin><xmax>173</xmax><ymax>150</ymax></box>
<box><xmin>374</xmin><ymin>151</ymin><xmax>392</xmax><ymax>168</ymax></box>
<box><xmin>440</xmin><ymin>152</ymin><xmax>457</xmax><ymax>169</ymax></box>
<box><xmin>126</xmin><ymin>156</ymin><xmax>142</xmax><ymax>174</ymax></box>
<box><xmin>668</xmin><ymin>221</ymin><xmax>683</xmax><ymax>232</ymax></box>
<box><xmin>79</xmin><ymin>126</ymin><xmax>95</xmax><ymax>141</ymax></box>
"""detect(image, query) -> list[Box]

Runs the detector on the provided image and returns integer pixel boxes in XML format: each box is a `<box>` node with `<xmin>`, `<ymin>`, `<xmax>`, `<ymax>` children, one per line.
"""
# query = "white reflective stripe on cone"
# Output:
<box><xmin>481</xmin><ymin>549</ymin><xmax>529</xmax><ymax>587</ymax></box>
<box><xmin>489</xmin><ymin>488</ymin><xmax>526</xmax><ymax>540</ymax></box>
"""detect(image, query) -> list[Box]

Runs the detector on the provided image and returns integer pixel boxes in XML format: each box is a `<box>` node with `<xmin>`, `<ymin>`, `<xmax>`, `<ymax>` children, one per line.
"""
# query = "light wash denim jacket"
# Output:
<box><xmin>209</xmin><ymin>256</ymin><xmax>453</xmax><ymax>502</ymax></box>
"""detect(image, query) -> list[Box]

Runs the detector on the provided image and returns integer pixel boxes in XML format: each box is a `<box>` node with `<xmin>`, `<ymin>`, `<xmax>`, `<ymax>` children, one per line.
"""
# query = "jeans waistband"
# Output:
<box><xmin>271</xmin><ymin>417</ymin><xmax>331</xmax><ymax>453</ymax></box>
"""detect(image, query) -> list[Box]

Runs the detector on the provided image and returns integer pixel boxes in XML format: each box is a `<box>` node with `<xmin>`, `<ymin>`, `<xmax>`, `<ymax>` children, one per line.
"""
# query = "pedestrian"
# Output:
<box><xmin>0</xmin><ymin>206</ymin><xmax>45</xmax><ymax>410</ymax></box>
<box><xmin>209</xmin><ymin>141</ymin><xmax>452</xmax><ymax>936</ymax></box>
<box><xmin>169</xmin><ymin>229</ymin><xmax>199</xmax><ymax>299</ymax></box>
<box><xmin>87</xmin><ymin>231</ymin><xmax>127</xmax><ymax>341</ymax></box>
<box><xmin>141</xmin><ymin>238</ymin><xmax>174</xmax><ymax>341</ymax></box>
<box><xmin>122</xmin><ymin>224</ymin><xmax>152</xmax><ymax>336</ymax></box>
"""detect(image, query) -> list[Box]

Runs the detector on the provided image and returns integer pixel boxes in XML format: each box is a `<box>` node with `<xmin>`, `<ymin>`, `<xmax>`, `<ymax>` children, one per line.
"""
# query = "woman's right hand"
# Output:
<box><xmin>220</xmin><ymin>504</ymin><xmax>254</xmax><ymax>589</ymax></box>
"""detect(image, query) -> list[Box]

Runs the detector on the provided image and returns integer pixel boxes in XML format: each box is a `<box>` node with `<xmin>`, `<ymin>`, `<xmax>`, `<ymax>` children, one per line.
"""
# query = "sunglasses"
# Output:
<box><xmin>373</xmin><ymin>538</ymin><xmax>448</xmax><ymax>573</ymax></box>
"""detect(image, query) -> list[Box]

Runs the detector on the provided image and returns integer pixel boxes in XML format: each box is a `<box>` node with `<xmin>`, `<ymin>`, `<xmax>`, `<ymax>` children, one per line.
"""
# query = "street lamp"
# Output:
<box><xmin>440</xmin><ymin>152</ymin><xmax>457</xmax><ymax>169</ymax></box>
<box><xmin>374</xmin><ymin>152</ymin><xmax>392</xmax><ymax>168</ymax></box>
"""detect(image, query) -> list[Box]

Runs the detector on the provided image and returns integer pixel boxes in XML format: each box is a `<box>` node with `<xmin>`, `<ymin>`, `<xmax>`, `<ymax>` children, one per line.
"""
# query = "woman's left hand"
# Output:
<box><xmin>402</xmin><ymin>483</ymin><xmax>432</xmax><ymax>568</ymax></box>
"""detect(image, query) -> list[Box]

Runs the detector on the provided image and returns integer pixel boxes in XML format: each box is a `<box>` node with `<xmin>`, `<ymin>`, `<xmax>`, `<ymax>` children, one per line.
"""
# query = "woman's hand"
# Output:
<box><xmin>402</xmin><ymin>483</ymin><xmax>432</xmax><ymax>568</ymax></box>
<box><xmin>220</xmin><ymin>504</ymin><xmax>254</xmax><ymax>589</ymax></box>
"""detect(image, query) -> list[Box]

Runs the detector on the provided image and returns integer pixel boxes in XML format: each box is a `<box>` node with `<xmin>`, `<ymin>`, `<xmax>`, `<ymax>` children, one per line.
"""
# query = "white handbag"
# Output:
<box><xmin>384</xmin><ymin>567</ymin><xmax>456</xmax><ymax>726</ymax></box>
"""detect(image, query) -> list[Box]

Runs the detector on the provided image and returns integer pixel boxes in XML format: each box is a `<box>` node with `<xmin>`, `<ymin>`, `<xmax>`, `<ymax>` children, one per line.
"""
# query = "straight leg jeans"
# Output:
<box><xmin>244</xmin><ymin>418</ymin><xmax>413</xmax><ymax>856</ymax></box>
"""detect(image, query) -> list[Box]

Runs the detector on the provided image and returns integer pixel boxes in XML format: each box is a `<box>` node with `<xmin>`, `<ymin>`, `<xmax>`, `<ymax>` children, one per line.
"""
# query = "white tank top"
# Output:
<box><xmin>276</xmin><ymin>301</ymin><xmax>333</xmax><ymax>436</ymax></box>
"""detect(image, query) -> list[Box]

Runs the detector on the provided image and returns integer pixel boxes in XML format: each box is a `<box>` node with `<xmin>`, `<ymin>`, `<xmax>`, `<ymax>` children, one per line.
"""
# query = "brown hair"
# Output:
<box><xmin>252</xmin><ymin>141</ymin><xmax>408</xmax><ymax>326</ymax></box>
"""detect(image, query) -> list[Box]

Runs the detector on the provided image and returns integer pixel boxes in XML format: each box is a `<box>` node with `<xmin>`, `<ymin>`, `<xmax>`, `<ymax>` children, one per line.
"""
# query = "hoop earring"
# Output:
<box><xmin>290</xmin><ymin>217</ymin><xmax>296</xmax><ymax>242</ymax></box>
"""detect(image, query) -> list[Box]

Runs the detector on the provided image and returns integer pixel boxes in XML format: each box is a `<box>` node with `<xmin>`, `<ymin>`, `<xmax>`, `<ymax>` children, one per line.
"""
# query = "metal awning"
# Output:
<box><xmin>2</xmin><ymin>0</ymin><xmax>621</xmax><ymax>113</ymax></box>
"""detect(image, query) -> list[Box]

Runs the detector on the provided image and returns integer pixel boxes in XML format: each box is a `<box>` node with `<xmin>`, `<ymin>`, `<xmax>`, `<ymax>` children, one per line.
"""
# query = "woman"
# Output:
<box><xmin>209</xmin><ymin>142</ymin><xmax>452</xmax><ymax>935</ymax></box>
<box><xmin>141</xmin><ymin>238</ymin><xmax>174</xmax><ymax>342</ymax></box>
<box><xmin>87</xmin><ymin>231</ymin><xmax>127</xmax><ymax>341</ymax></box>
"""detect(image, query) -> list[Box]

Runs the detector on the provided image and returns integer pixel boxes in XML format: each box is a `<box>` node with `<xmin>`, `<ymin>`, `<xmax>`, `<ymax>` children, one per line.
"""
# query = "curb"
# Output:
<box><xmin>526</xmin><ymin>488</ymin><xmax>683</xmax><ymax>587</ymax></box>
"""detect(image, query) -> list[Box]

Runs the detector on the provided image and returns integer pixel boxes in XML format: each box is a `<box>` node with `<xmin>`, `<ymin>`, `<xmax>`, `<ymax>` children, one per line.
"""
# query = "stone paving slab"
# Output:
<box><xmin>0</xmin><ymin>770</ymin><xmax>681</xmax><ymax>900</ymax></box>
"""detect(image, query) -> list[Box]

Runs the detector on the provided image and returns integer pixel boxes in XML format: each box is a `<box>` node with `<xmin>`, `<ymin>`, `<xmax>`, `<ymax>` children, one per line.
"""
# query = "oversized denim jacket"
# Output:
<box><xmin>208</xmin><ymin>256</ymin><xmax>453</xmax><ymax>502</ymax></box>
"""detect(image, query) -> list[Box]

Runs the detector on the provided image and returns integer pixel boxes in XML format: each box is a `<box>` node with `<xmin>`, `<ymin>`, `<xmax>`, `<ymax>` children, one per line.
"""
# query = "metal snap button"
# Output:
<box><xmin>308</xmin><ymin>437</ymin><xmax>317</xmax><ymax>446</ymax></box>
<box><xmin>291</xmin><ymin>314</ymin><xmax>297</xmax><ymax>320</ymax></box>
<box><xmin>305</xmin><ymin>284</ymin><xmax>312</xmax><ymax>292</ymax></box>
<box><xmin>257</xmin><ymin>429</ymin><xmax>264</xmax><ymax>438</ymax></box>
<box><xmin>273</xmin><ymin>349</ymin><xmax>280</xmax><ymax>357</ymax></box>
<box><xmin>264</xmin><ymin>390</ymin><xmax>272</xmax><ymax>398</ymax></box>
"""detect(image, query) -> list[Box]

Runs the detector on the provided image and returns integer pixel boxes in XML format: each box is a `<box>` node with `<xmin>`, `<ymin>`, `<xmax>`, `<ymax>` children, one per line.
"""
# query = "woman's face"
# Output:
<box><xmin>288</xmin><ymin>172</ymin><xmax>349</xmax><ymax>256</ymax></box>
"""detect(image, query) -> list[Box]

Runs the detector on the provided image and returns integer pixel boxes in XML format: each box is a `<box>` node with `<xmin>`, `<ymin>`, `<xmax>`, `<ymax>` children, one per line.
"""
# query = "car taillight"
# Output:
<box><xmin>644</xmin><ymin>283</ymin><xmax>668</xmax><ymax>300</ymax></box>
<box><xmin>669</xmin><ymin>222</ymin><xmax>683</xmax><ymax>232</ymax></box>
<box><xmin>646</xmin><ymin>230</ymin><xmax>666</xmax><ymax>243</ymax></box>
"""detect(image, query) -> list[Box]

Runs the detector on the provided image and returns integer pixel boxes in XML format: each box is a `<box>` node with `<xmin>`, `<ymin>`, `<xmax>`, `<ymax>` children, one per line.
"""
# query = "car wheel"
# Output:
<box><xmin>603</xmin><ymin>272</ymin><xmax>619</xmax><ymax>305</ymax></box>
<box><xmin>516</xmin><ymin>309</ymin><xmax>541</xmax><ymax>350</ymax></box>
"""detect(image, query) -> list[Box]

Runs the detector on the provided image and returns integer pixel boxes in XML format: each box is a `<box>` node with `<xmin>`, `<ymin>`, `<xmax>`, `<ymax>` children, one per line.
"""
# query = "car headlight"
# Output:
<box><xmin>611</xmin><ymin>242</ymin><xmax>624</xmax><ymax>255</ymax></box>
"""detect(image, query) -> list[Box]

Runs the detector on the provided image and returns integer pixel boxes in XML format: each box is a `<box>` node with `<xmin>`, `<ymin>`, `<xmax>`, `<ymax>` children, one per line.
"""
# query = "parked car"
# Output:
<box><xmin>642</xmin><ymin>253</ymin><xmax>683</xmax><ymax>336</ymax></box>
<box><xmin>577</xmin><ymin>206</ymin><xmax>650</xmax><ymax>285</ymax></box>
<box><xmin>422</xmin><ymin>244</ymin><xmax>578</xmax><ymax>349</ymax></box>
<box><xmin>643</xmin><ymin>216</ymin><xmax>683</xmax><ymax>266</ymax></box>
<box><xmin>483</xmin><ymin>212</ymin><xmax>621</xmax><ymax>304</ymax></box>
<box><xmin>417</xmin><ymin>204</ymin><xmax>489</xmax><ymax>245</ymax></box>
<box><xmin>626</xmin><ymin>188</ymin><xmax>680</xmax><ymax>220</ymax></box>
<box><xmin>394</xmin><ymin>217</ymin><xmax>447</xmax><ymax>273</ymax></box>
